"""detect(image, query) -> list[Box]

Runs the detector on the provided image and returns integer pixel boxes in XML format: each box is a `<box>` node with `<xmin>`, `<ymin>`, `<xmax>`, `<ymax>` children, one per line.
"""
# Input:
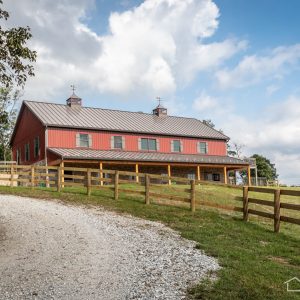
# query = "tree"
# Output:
<box><xmin>227</xmin><ymin>142</ymin><xmax>244</xmax><ymax>158</ymax></box>
<box><xmin>0</xmin><ymin>87</ymin><xmax>20</xmax><ymax>161</ymax></box>
<box><xmin>0</xmin><ymin>1</ymin><xmax>36</xmax><ymax>161</ymax></box>
<box><xmin>251</xmin><ymin>154</ymin><xmax>278</xmax><ymax>180</ymax></box>
<box><xmin>0</xmin><ymin>0</ymin><xmax>37</xmax><ymax>87</ymax></box>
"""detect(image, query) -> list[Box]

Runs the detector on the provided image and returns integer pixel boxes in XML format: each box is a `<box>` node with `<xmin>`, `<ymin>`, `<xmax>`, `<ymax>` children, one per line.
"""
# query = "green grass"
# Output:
<box><xmin>0</xmin><ymin>184</ymin><xmax>299</xmax><ymax>300</ymax></box>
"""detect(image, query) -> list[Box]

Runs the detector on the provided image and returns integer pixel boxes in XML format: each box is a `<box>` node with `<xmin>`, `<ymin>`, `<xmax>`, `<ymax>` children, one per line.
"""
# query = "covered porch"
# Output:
<box><xmin>47</xmin><ymin>148</ymin><xmax>251</xmax><ymax>186</ymax></box>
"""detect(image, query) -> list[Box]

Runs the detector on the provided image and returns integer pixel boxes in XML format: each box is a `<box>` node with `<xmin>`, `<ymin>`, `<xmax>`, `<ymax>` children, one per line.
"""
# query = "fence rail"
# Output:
<box><xmin>0</xmin><ymin>165</ymin><xmax>299</xmax><ymax>232</ymax></box>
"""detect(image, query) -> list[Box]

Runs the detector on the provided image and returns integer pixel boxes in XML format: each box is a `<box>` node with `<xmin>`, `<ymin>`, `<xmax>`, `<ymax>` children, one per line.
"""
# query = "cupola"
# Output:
<box><xmin>66</xmin><ymin>85</ymin><xmax>82</xmax><ymax>108</ymax></box>
<box><xmin>152</xmin><ymin>97</ymin><xmax>167</xmax><ymax>116</ymax></box>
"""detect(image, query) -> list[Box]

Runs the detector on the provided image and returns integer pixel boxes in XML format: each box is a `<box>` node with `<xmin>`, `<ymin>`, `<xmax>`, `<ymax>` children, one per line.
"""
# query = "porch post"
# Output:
<box><xmin>247</xmin><ymin>166</ymin><xmax>251</xmax><ymax>186</ymax></box>
<box><xmin>223</xmin><ymin>166</ymin><xmax>227</xmax><ymax>185</ymax></box>
<box><xmin>197</xmin><ymin>165</ymin><xmax>200</xmax><ymax>183</ymax></box>
<box><xmin>60</xmin><ymin>160</ymin><xmax>64</xmax><ymax>188</ymax></box>
<box><xmin>135</xmin><ymin>163</ymin><xmax>139</xmax><ymax>183</ymax></box>
<box><xmin>99</xmin><ymin>162</ymin><xmax>103</xmax><ymax>186</ymax></box>
<box><xmin>167</xmin><ymin>164</ymin><xmax>171</xmax><ymax>185</ymax></box>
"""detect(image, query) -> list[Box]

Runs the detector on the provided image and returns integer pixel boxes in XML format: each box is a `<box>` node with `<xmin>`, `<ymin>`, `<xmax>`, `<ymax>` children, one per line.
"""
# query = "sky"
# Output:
<box><xmin>3</xmin><ymin>0</ymin><xmax>300</xmax><ymax>185</ymax></box>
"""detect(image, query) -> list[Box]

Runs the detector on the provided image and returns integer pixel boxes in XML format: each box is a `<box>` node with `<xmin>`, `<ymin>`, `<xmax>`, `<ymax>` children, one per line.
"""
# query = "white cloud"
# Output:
<box><xmin>4</xmin><ymin>0</ymin><xmax>245</xmax><ymax>99</ymax></box>
<box><xmin>220</xmin><ymin>96</ymin><xmax>300</xmax><ymax>185</ymax></box>
<box><xmin>192</xmin><ymin>91</ymin><xmax>233</xmax><ymax>121</ymax></box>
<box><xmin>216</xmin><ymin>44</ymin><xmax>300</xmax><ymax>89</ymax></box>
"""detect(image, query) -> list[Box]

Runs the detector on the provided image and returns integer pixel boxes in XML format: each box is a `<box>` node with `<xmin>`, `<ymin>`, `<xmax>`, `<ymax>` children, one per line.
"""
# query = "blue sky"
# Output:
<box><xmin>4</xmin><ymin>0</ymin><xmax>300</xmax><ymax>184</ymax></box>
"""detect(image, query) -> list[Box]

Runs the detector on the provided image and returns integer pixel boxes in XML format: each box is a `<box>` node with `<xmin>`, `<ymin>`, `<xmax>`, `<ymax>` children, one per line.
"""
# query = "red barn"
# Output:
<box><xmin>10</xmin><ymin>93</ymin><xmax>250</xmax><ymax>184</ymax></box>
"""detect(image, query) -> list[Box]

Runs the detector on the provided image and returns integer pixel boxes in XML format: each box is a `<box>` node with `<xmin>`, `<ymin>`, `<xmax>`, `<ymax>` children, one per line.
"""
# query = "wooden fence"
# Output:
<box><xmin>0</xmin><ymin>165</ymin><xmax>299</xmax><ymax>232</ymax></box>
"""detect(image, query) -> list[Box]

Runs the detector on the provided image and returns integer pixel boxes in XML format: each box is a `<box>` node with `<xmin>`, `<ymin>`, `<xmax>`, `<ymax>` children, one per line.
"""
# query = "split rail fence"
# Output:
<box><xmin>0</xmin><ymin>165</ymin><xmax>299</xmax><ymax>233</ymax></box>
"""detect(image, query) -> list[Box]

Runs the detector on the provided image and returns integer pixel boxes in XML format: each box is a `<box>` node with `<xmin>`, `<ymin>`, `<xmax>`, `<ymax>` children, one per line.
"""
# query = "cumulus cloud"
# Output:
<box><xmin>220</xmin><ymin>96</ymin><xmax>300</xmax><ymax>185</ymax></box>
<box><xmin>216</xmin><ymin>44</ymin><xmax>300</xmax><ymax>89</ymax></box>
<box><xmin>4</xmin><ymin>0</ymin><xmax>245</xmax><ymax>99</ymax></box>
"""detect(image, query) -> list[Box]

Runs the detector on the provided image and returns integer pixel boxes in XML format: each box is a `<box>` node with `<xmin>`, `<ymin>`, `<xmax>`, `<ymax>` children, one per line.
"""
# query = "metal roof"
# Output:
<box><xmin>48</xmin><ymin>148</ymin><xmax>248</xmax><ymax>165</ymax></box>
<box><xmin>24</xmin><ymin>100</ymin><xmax>229</xmax><ymax>140</ymax></box>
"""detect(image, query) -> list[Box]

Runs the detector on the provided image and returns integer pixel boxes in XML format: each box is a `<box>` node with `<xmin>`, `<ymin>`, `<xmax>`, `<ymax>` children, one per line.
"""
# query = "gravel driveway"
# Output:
<box><xmin>0</xmin><ymin>195</ymin><xmax>219</xmax><ymax>300</ymax></box>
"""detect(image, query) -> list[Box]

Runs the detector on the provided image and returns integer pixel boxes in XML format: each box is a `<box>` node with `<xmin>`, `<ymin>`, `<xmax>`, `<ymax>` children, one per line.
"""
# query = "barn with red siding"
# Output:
<box><xmin>10</xmin><ymin>93</ymin><xmax>250</xmax><ymax>184</ymax></box>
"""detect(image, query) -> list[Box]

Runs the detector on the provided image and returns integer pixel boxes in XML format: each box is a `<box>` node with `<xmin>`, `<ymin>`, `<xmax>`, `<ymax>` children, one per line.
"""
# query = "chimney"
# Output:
<box><xmin>152</xmin><ymin>97</ymin><xmax>167</xmax><ymax>116</ymax></box>
<box><xmin>66</xmin><ymin>85</ymin><xmax>82</xmax><ymax>108</ymax></box>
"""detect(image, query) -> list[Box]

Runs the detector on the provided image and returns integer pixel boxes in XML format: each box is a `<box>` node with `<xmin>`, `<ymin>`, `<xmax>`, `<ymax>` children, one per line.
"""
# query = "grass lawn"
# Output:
<box><xmin>0</xmin><ymin>184</ymin><xmax>299</xmax><ymax>300</ymax></box>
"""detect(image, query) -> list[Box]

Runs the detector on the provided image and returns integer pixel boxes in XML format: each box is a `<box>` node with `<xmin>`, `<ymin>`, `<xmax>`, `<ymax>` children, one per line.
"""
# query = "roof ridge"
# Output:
<box><xmin>23</xmin><ymin>99</ymin><xmax>205</xmax><ymax>122</ymax></box>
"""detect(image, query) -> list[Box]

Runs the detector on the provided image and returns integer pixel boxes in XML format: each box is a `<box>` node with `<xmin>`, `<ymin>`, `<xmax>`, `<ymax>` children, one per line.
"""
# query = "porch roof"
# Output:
<box><xmin>48</xmin><ymin>148</ymin><xmax>249</xmax><ymax>166</ymax></box>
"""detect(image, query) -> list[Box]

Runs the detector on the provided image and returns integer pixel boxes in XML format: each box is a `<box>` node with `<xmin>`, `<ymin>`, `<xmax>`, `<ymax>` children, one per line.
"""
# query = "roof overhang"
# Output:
<box><xmin>48</xmin><ymin>148</ymin><xmax>249</xmax><ymax>166</ymax></box>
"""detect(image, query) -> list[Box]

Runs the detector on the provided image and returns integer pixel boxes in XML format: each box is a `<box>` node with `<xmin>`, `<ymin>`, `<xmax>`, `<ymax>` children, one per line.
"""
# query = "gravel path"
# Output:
<box><xmin>0</xmin><ymin>195</ymin><xmax>219</xmax><ymax>300</ymax></box>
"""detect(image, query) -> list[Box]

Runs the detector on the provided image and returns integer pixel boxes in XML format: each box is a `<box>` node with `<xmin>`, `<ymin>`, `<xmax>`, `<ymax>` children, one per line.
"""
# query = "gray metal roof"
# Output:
<box><xmin>48</xmin><ymin>148</ymin><xmax>248</xmax><ymax>165</ymax></box>
<box><xmin>24</xmin><ymin>100</ymin><xmax>229</xmax><ymax>140</ymax></box>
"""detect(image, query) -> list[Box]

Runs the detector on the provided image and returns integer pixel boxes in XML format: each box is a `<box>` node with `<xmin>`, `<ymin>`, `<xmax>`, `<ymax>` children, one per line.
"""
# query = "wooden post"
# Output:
<box><xmin>10</xmin><ymin>165</ymin><xmax>14</xmax><ymax>187</ymax></box>
<box><xmin>57</xmin><ymin>167</ymin><xmax>61</xmax><ymax>192</ymax></box>
<box><xmin>197</xmin><ymin>165</ymin><xmax>200</xmax><ymax>184</ymax></box>
<box><xmin>145</xmin><ymin>174</ymin><xmax>150</xmax><ymax>205</ymax></box>
<box><xmin>99</xmin><ymin>162</ymin><xmax>103</xmax><ymax>186</ymax></box>
<box><xmin>243</xmin><ymin>186</ymin><xmax>249</xmax><ymax>221</ymax></box>
<box><xmin>274</xmin><ymin>189</ymin><xmax>281</xmax><ymax>233</ymax></box>
<box><xmin>190</xmin><ymin>179</ymin><xmax>196</xmax><ymax>212</ymax></box>
<box><xmin>114</xmin><ymin>170</ymin><xmax>119</xmax><ymax>200</ymax></box>
<box><xmin>247</xmin><ymin>166</ymin><xmax>251</xmax><ymax>186</ymax></box>
<box><xmin>224</xmin><ymin>166</ymin><xmax>227</xmax><ymax>185</ymax></box>
<box><xmin>167</xmin><ymin>164</ymin><xmax>171</xmax><ymax>185</ymax></box>
<box><xmin>87</xmin><ymin>168</ymin><xmax>92</xmax><ymax>196</ymax></box>
<box><xmin>135</xmin><ymin>163</ymin><xmax>139</xmax><ymax>183</ymax></box>
<box><xmin>31</xmin><ymin>165</ymin><xmax>35</xmax><ymax>190</ymax></box>
<box><xmin>60</xmin><ymin>161</ymin><xmax>64</xmax><ymax>188</ymax></box>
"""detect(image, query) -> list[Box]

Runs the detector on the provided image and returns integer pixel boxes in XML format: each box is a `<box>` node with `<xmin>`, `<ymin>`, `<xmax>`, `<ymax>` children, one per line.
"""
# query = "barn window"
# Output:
<box><xmin>111</xmin><ymin>136</ymin><xmax>125</xmax><ymax>149</ymax></box>
<box><xmin>171</xmin><ymin>140</ymin><xmax>182</xmax><ymax>152</ymax></box>
<box><xmin>34</xmin><ymin>136</ymin><xmax>40</xmax><ymax>157</ymax></box>
<box><xmin>141</xmin><ymin>138</ymin><xmax>157</xmax><ymax>151</ymax></box>
<box><xmin>76</xmin><ymin>133</ymin><xmax>92</xmax><ymax>148</ymax></box>
<box><xmin>16</xmin><ymin>148</ymin><xmax>20</xmax><ymax>164</ymax></box>
<box><xmin>25</xmin><ymin>143</ymin><xmax>30</xmax><ymax>161</ymax></box>
<box><xmin>198</xmin><ymin>142</ymin><xmax>208</xmax><ymax>154</ymax></box>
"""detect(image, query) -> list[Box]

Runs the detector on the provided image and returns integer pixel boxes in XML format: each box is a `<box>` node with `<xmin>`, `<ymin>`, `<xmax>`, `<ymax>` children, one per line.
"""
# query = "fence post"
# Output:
<box><xmin>57</xmin><ymin>167</ymin><xmax>61</xmax><ymax>192</ymax></box>
<box><xmin>243</xmin><ymin>186</ymin><xmax>249</xmax><ymax>221</ymax></box>
<box><xmin>10</xmin><ymin>165</ymin><xmax>14</xmax><ymax>187</ymax></box>
<box><xmin>145</xmin><ymin>174</ymin><xmax>150</xmax><ymax>205</ymax></box>
<box><xmin>87</xmin><ymin>168</ymin><xmax>92</xmax><ymax>196</ymax></box>
<box><xmin>190</xmin><ymin>179</ymin><xmax>196</xmax><ymax>212</ymax></box>
<box><xmin>274</xmin><ymin>189</ymin><xmax>281</xmax><ymax>233</ymax></box>
<box><xmin>31</xmin><ymin>165</ymin><xmax>35</xmax><ymax>190</ymax></box>
<box><xmin>114</xmin><ymin>170</ymin><xmax>119</xmax><ymax>200</ymax></box>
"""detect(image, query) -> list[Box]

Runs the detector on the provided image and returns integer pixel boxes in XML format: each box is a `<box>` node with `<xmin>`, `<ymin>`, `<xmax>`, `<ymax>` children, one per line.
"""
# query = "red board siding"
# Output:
<box><xmin>48</xmin><ymin>128</ymin><xmax>227</xmax><ymax>156</ymax></box>
<box><xmin>12</xmin><ymin>106</ymin><xmax>45</xmax><ymax>165</ymax></box>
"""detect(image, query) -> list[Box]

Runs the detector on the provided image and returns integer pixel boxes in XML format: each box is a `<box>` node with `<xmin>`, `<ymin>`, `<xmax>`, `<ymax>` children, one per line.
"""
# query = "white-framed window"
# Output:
<box><xmin>76</xmin><ymin>133</ymin><xmax>92</xmax><ymax>148</ymax></box>
<box><xmin>111</xmin><ymin>136</ymin><xmax>125</xmax><ymax>150</ymax></box>
<box><xmin>171</xmin><ymin>140</ymin><xmax>182</xmax><ymax>152</ymax></box>
<box><xmin>25</xmin><ymin>143</ymin><xmax>30</xmax><ymax>161</ymax></box>
<box><xmin>198</xmin><ymin>142</ymin><xmax>208</xmax><ymax>154</ymax></box>
<box><xmin>34</xmin><ymin>136</ymin><xmax>40</xmax><ymax>157</ymax></box>
<box><xmin>139</xmin><ymin>138</ymin><xmax>158</xmax><ymax>151</ymax></box>
<box><xmin>16</xmin><ymin>148</ymin><xmax>20</xmax><ymax>164</ymax></box>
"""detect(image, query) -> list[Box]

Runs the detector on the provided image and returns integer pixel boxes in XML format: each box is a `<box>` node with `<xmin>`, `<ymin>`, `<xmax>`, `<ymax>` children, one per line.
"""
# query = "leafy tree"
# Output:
<box><xmin>0</xmin><ymin>1</ymin><xmax>36</xmax><ymax>161</ymax></box>
<box><xmin>0</xmin><ymin>87</ymin><xmax>20</xmax><ymax>161</ymax></box>
<box><xmin>0</xmin><ymin>0</ymin><xmax>36</xmax><ymax>87</ymax></box>
<box><xmin>251</xmin><ymin>154</ymin><xmax>278</xmax><ymax>180</ymax></box>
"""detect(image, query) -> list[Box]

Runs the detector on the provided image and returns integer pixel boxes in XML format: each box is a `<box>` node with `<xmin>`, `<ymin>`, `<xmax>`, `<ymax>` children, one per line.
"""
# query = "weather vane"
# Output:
<box><xmin>71</xmin><ymin>84</ymin><xmax>76</xmax><ymax>94</ymax></box>
<box><xmin>156</xmin><ymin>96</ymin><xmax>162</xmax><ymax>106</ymax></box>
